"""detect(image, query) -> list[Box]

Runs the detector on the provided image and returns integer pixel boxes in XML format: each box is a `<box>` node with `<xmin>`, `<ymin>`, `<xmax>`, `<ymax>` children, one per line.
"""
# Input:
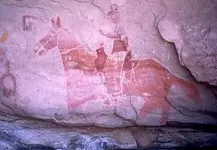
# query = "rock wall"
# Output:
<box><xmin>0</xmin><ymin>0</ymin><xmax>217</xmax><ymax>129</ymax></box>
<box><xmin>159</xmin><ymin>0</ymin><xmax>217</xmax><ymax>86</ymax></box>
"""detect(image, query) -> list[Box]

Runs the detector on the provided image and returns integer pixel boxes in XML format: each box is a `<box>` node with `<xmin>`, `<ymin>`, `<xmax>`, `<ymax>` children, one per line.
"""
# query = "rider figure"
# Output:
<box><xmin>97</xmin><ymin>4</ymin><xmax>135</xmax><ymax>99</ymax></box>
<box><xmin>99</xmin><ymin>4</ymin><xmax>130</xmax><ymax>55</ymax></box>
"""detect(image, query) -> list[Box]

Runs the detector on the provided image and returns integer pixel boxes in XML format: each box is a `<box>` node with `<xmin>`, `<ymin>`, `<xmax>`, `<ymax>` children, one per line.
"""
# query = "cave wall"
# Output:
<box><xmin>0</xmin><ymin>0</ymin><xmax>217</xmax><ymax>128</ymax></box>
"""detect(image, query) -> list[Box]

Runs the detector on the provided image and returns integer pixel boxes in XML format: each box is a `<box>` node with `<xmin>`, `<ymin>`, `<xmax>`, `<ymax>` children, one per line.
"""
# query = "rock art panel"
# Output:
<box><xmin>0</xmin><ymin>0</ymin><xmax>217</xmax><ymax>127</ymax></box>
<box><xmin>34</xmin><ymin>16</ymin><xmax>201</xmax><ymax>125</ymax></box>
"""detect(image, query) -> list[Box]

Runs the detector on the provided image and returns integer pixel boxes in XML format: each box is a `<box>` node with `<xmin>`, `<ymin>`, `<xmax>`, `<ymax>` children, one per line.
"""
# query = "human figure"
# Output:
<box><xmin>99</xmin><ymin>4</ymin><xmax>130</xmax><ymax>55</ymax></box>
<box><xmin>0</xmin><ymin>59</ymin><xmax>17</xmax><ymax>97</ymax></box>
<box><xmin>93</xmin><ymin>42</ymin><xmax>108</xmax><ymax>72</ymax></box>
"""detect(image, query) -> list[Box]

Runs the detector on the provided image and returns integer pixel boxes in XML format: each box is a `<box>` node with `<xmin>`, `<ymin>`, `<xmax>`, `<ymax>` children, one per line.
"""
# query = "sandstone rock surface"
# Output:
<box><xmin>0</xmin><ymin>0</ymin><xmax>216</xmax><ymax>128</ymax></box>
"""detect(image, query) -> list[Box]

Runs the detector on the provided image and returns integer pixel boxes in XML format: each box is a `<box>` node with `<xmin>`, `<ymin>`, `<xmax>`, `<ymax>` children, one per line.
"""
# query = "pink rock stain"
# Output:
<box><xmin>34</xmin><ymin>16</ymin><xmax>201</xmax><ymax>125</ymax></box>
<box><xmin>0</xmin><ymin>30</ymin><xmax>8</xmax><ymax>43</ymax></box>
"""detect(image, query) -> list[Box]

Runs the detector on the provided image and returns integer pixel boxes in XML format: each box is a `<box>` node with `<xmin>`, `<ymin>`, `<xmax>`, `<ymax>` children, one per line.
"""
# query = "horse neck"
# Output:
<box><xmin>56</xmin><ymin>31</ymin><xmax>96</xmax><ymax>72</ymax></box>
<box><xmin>55</xmin><ymin>29</ymin><xmax>124</xmax><ymax>72</ymax></box>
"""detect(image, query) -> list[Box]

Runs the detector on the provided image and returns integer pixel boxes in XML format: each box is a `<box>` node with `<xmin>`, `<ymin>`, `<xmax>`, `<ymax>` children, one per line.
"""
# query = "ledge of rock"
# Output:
<box><xmin>0</xmin><ymin>113</ymin><xmax>217</xmax><ymax>149</ymax></box>
<box><xmin>0</xmin><ymin>0</ymin><xmax>217</xmax><ymax>149</ymax></box>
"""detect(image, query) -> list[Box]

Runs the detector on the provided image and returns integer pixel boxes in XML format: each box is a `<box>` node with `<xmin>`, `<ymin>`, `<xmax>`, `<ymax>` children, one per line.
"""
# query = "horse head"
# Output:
<box><xmin>34</xmin><ymin>16</ymin><xmax>61</xmax><ymax>56</ymax></box>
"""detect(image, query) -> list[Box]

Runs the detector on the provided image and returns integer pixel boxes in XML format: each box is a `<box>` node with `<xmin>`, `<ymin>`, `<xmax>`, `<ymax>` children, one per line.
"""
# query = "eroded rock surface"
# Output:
<box><xmin>0</xmin><ymin>0</ymin><xmax>217</xmax><ymax>128</ymax></box>
<box><xmin>158</xmin><ymin>0</ymin><xmax>217</xmax><ymax>86</ymax></box>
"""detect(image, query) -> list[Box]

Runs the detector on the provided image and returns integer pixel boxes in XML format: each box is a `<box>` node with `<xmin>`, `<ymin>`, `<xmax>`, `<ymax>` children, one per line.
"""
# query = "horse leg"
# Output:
<box><xmin>159</xmin><ymin>103</ymin><xmax>170</xmax><ymax>125</ymax></box>
<box><xmin>139</xmin><ymin>96</ymin><xmax>156</xmax><ymax>118</ymax></box>
<box><xmin>139</xmin><ymin>93</ymin><xmax>170</xmax><ymax>125</ymax></box>
<box><xmin>174</xmin><ymin>78</ymin><xmax>200</xmax><ymax>103</ymax></box>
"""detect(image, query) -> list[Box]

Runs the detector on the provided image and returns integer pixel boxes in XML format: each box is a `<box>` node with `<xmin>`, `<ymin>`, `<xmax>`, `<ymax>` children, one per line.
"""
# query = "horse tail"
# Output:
<box><xmin>172</xmin><ymin>76</ymin><xmax>201</xmax><ymax>104</ymax></box>
<box><xmin>144</xmin><ymin>59</ymin><xmax>200</xmax><ymax>103</ymax></box>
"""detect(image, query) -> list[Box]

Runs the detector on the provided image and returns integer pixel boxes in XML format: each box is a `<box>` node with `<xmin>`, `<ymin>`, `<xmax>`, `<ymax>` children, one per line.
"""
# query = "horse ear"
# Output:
<box><xmin>51</xmin><ymin>16</ymin><xmax>61</xmax><ymax>29</ymax></box>
<box><xmin>51</xmin><ymin>18</ymin><xmax>55</xmax><ymax>24</ymax></box>
<box><xmin>51</xmin><ymin>17</ymin><xmax>56</xmax><ymax>28</ymax></box>
<box><xmin>56</xmin><ymin>16</ymin><xmax>61</xmax><ymax>27</ymax></box>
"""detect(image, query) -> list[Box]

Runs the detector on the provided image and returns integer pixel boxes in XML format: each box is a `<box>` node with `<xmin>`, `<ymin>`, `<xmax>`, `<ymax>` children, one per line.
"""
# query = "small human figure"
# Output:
<box><xmin>22</xmin><ymin>15</ymin><xmax>37</xmax><ymax>31</ymax></box>
<box><xmin>121</xmin><ymin>50</ymin><xmax>138</xmax><ymax>85</ymax></box>
<box><xmin>94</xmin><ymin>45</ymin><xmax>108</xmax><ymax>72</ymax></box>
<box><xmin>123</xmin><ymin>50</ymin><xmax>138</xmax><ymax>71</ymax></box>
<box><xmin>99</xmin><ymin>4</ymin><xmax>130</xmax><ymax>54</ymax></box>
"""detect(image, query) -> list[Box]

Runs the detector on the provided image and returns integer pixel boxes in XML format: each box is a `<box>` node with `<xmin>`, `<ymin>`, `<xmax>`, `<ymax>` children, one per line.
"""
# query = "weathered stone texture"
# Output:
<box><xmin>0</xmin><ymin>0</ymin><xmax>216</xmax><ymax>133</ymax></box>
<box><xmin>158</xmin><ymin>0</ymin><xmax>217</xmax><ymax>86</ymax></box>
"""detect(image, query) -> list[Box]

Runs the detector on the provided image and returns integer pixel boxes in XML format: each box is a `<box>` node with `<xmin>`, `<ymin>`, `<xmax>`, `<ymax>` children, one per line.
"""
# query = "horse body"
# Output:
<box><xmin>127</xmin><ymin>59</ymin><xmax>200</xmax><ymax>123</ymax></box>
<box><xmin>34</xmin><ymin>16</ymin><xmax>200</xmax><ymax>124</ymax></box>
